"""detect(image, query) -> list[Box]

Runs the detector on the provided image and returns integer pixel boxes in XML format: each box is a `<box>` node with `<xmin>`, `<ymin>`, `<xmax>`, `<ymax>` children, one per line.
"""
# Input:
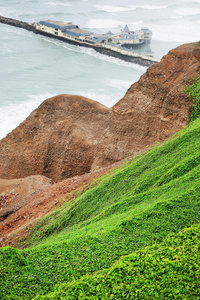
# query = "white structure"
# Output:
<box><xmin>91</xmin><ymin>25</ymin><xmax>152</xmax><ymax>48</ymax></box>
<box><xmin>35</xmin><ymin>20</ymin><xmax>96</xmax><ymax>45</ymax></box>
<box><xmin>35</xmin><ymin>21</ymin><xmax>152</xmax><ymax>48</ymax></box>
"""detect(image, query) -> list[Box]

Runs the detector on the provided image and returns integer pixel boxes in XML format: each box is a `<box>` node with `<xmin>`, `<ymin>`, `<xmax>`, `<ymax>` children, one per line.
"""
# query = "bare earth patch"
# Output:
<box><xmin>0</xmin><ymin>163</ymin><xmax>120</xmax><ymax>248</ymax></box>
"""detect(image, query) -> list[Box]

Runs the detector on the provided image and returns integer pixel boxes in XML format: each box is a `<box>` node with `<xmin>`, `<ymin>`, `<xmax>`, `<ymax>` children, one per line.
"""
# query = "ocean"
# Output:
<box><xmin>0</xmin><ymin>0</ymin><xmax>200</xmax><ymax>139</ymax></box>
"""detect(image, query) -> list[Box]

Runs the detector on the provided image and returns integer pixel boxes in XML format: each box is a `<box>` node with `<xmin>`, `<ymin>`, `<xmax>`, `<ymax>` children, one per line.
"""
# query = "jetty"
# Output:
<box><xmin>0</xmin><ymin>15</ymin><xmax>160</xmax><ymax>67</ymax></box>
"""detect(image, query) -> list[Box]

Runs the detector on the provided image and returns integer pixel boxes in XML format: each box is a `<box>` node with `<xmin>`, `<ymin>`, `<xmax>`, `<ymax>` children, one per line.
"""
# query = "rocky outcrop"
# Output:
<box><xmin>0</xmin><ymin>175</ymin><xmax>53</xmax><ymax>222</ymax></box>
<box><xmin>108</xmin><ymin>42</ymin><xmax>200</xmax><ymax>152</ymax></box>
<box><xmin>0</xmin><ymin>96</ymin><xmax>112</xmax><ymax>182</ymax></box>
<box><xmin>0</xmin><ymin>42</ymin><xmax>199</xmax><ymax>182</ymax></box>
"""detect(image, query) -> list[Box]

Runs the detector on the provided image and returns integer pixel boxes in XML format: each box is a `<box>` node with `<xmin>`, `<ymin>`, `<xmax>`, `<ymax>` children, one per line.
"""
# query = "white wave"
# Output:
<box><xmin>0</xmin><ymin>6</ymin><xmax>17</xmax><ymax>16</ymax></box>
<box><xmin>47</xmin><ymin>1</ymin><xmax>72</xmax><ymax>7</ymax></box>
<box><xmin>150</xmin><ymin>20</ymin><xmax>200</xmax><ymax>42</ymax></box>
<box><xmin>1</xmin><ymin>42</ymin><xmax>15</xmax><ymax>54</ymax></box>
<box><xmin>95</xmin><ymin>4</ymin><xmax>167</xmax><ymax>13</ymax></box>
<box><xmin>87</xmin><ymin>18</ymin><xmax>126</xmax><ymax>29</ymax></box>
<box><xmin>178</xmin><ymin>0</ymin><xmax>200</xmax><ymax>2</ymax></box>
<box><xmin>1</xmin><ymin>26</ymin><xmax>33</xmax><ymax>39</ymax></box>
<box><xmin>0</xmin><ymin>25</ymin><xmax>18</xmax><ymax>34</ymax></box>
<box><xmin>106</xmin><ymin>79</ymin><xmax>133</xmax><ymax>90</ymax></box>
<box><xmin>75</xmin><ymin>90</ymin><xmax>115</xmax><ymax>107</ymax></box>
<box><xmin>86</xmin><ymin>18</ymin><xmax>143</xmax><ymax>31</ymax></box>
<box><xmin>0</xmin><ymin>6</ymin><xmax>24</xmax><ymax>19</ymax></box>
<box><xmin>0</xmin><ymin>92</ymin><xmax>56</xmax><ymax>140</ymax></box>
<box><xmin>95</xmin><ymin>5</ymin><xmax>132</xmax><ymax>13</ymax></box>
<box><xmin>170</xmin><ymin>16</ymin><xmax>183</xmax><ymax>19</ymax></box>
<box><xmin>75</xmin><ymin>47</ymin><xmax>147</xmax><ymax>70</ymax></box>
<box><xmin>138</xmin><ymin>5</ymin><xmax>168</xmax><ymax>10</ymax></box>
<box><xmin>127</xmin><ymin>21</ymin><xmax>144</xmax><ymax>29</ymax></box>
<box><xmin>173</xmin><ymin>7</ymin><xmax>200</xmax><ymax>16</ymax></box>
<box><xmin>39</xmin><ymin>35</ymin><xmax>147</xmax><ymax>70</ymax></box>
<box><xmin>27</xmin><ymin>92</ymin><xmax>57</xmax><ymax>104</ymax></box>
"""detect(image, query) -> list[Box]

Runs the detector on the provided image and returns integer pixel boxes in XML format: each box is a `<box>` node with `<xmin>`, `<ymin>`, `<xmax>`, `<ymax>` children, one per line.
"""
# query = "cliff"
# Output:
<box><xmin>0</xmin><ymin>42</ymin><xmax>199</xmax><ymax>182</ymax></box>
<box><xmin>0</xmin><ymin>96</ymin><xmax>111</xmax><ymax>182</ymax></box>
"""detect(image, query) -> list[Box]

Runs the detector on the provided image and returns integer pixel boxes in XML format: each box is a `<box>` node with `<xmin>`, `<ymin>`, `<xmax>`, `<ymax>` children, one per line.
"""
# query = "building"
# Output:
<box><xmin>35</xmin><ymin>21</ymin><xmax>152</xmax><ymax>48</ymax></box>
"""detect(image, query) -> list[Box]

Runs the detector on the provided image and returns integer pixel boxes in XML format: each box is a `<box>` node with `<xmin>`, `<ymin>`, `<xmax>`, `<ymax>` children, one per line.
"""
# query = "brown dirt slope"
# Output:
<box><xmin>0</xmin><ymin>175</ymin><xmax>53</xmax><ymax>221</ymax></box>
<box><xmin>0</xmin><ymin>163</ymin><xmax>120</xmax><ymax>248</ymax></box>
<box><xmin>0</xmin><ymin>42</ymin><xmax>199</xmax><ymax>183</ymax></box>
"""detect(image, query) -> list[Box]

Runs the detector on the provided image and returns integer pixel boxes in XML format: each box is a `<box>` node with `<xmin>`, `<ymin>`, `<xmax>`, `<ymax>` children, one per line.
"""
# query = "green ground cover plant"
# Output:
<box><xmin>0</xmin><ymin>117</ymin><xmax>199</xmax><ymax>299</ymax></box>
<box><xmin>188</xmin><ymin>75</ymin><xmax>200</xmax><ymax>122</ymax></box>
<box><xmin>33</xmin><ymin>223</ymin><xmax>200</xmax><ymax>299</ymax></box>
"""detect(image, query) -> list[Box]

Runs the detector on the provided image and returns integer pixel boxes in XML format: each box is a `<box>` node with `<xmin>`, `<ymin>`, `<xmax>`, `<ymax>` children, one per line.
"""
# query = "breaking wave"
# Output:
<box><xmin>47</xmin><ymin>1</ymin><xmax>72</xmax><ymax>7</ymax></box>
<box><xmin>95</xmin><ymin>4</ymin><xmax>168</xmax><ymax>13</ymax></box>
<box><xmin>173</xmin><ymin>7</ymin><xmax>200</xmax><ymax>16</ymax></box>
<box><xmin>106</xmin><ymin>79</ymin><xmax>134</xmax><ymax>90</ymax></box>
<box><xmin>0</xmin><ymin>93</ymin><xmax>56</xmax><ymax>140</ymax></box>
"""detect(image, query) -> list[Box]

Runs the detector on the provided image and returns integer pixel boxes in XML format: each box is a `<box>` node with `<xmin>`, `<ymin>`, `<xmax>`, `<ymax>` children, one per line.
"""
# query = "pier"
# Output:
<box><xmin>0</xmin><ymin>15</ymin><xmax>160</xmax><ymax>67</ymax></box>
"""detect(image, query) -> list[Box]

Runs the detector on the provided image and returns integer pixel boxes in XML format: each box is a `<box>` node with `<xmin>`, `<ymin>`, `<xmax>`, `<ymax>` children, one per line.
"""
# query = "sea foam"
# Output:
<box><xmin>87</xmin><ymin>18</ymin><xmax>126</xmax><ymax>29</ymax></box>
<box><xmin>95</xmin><ymin>5</ymin><xmax>132</xmax><ymax>13</ymax></box>
<box><xmin>173</xmin><ymin>7</ymin><xmax>200</xmax><ymax>16</ymax></box>
<box><xmin>47</xmin><ymin>1</ymin><xmax>72</xmax><ymax>7</ymax></box>
<box><xmin>95</xmin><ymin>4</ymin><xmax>168</xmax><ymax>13</ymax></box>
<box><xmin>0</xmin><ymin>92</ymin><xmax>56</xmax><ymax>140</ymax></box>
<box><xmin>106</xmin><ymin>79</ymin><xmax>135</xmax><ymax>90</ymax></box>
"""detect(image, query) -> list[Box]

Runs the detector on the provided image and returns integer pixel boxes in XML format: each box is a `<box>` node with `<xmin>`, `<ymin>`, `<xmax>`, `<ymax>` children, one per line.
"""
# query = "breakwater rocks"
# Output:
<box><xmin>0</xmin><ymin>15</ymin><xmax>159</xmax><ymax>67</ymax></box>
<box><xmin>95</xmin><ymin>47</ymin><xmax>157</xmax><ymax>67</ymax></box>
<box><xmin>0</xmin><ymin>15</ymin><xmax>35</xmax><ymax>32</ymax></box>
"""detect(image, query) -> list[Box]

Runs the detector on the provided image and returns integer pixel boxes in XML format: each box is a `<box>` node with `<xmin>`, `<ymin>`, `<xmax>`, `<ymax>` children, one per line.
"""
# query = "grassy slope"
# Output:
<box><xmin>0</xmin><ymin>77</ymin><xmax>200</xmax><ymax>300</ymax></box>
<box><xmin>0</xmin><ymin>118</ymin><xmax>200</xmax><ymax>299</ymax></box>
<box><xmin>33</xmin><ymin>223</ymin><xmax>200</xmax><ymax>299</ymax></box>
<box><xmin>188</xmin><ymin>75</ymin><xmax>200</xmax><ymax>122</ymax></box>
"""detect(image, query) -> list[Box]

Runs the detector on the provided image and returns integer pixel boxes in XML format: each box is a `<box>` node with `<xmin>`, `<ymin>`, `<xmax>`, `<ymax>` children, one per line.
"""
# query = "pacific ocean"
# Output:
<box><xmin>0</xmin><ymin>0</ymin><xmax>200</xmax><ymax>139</ymax></box>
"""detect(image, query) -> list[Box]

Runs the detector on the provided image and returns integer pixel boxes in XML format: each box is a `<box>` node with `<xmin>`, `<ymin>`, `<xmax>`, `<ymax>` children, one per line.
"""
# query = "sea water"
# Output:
<box><xmin>0</xmin><ymin>0</ymin><xmax>200</xmax><ymax>139</ymax></box>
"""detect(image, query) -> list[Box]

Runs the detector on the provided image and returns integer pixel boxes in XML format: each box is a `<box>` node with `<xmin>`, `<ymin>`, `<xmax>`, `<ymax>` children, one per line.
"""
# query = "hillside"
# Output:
<box><xmin>0</xmin><ymin>42</ymin><xmax>199</xmax><ymax>182</ymax></box>
<box><xmin>0</xmin><ymin>112</ymin><xmax>200</xmax><ymax>299</ymax></box>
<box><xmin>0</xmin><ymin>42</ymin><xmax>200</xmax><ymax>299</ymax></box>
<box><xmin>33</xmin><ymin>224</ymin><xmax>200</xmax><ymax>299</ymax></box>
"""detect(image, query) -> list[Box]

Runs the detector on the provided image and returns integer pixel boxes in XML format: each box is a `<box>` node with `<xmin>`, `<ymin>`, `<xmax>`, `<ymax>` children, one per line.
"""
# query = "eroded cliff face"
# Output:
<box><xmin>0</xmin><ymin>95</ymin><xmax>111</xmax><ymax>182</ymax></box>
<box><xmin>0</xmin><ymin>42</ymin><xmax>199</xmax><ymax>182</ymax></box>
<box><xmin>110</xmin><ymin>42</ymin><xmax>200</xmax><ymax>151</ymax></box>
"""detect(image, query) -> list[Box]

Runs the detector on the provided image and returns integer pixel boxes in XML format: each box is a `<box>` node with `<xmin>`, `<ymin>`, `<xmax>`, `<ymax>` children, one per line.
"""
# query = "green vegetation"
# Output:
<box><xmin>188</xmin><ymin>75</ymin><xmax>200</xmax><ymax>122</ymax></box>
<box><xmin>33</xmin><ymin>224</ymin><xmax>200</xmax><ymax>299</ymax></box>
<box><xmin>0</xmin><ymin>117</ymin><xmax>200</xmax><ymax>299</ymax></box>
<box><xmin>1</xmin><ymin>80</ymin><xmax>200</xmax><ymax>298</ymax></box>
